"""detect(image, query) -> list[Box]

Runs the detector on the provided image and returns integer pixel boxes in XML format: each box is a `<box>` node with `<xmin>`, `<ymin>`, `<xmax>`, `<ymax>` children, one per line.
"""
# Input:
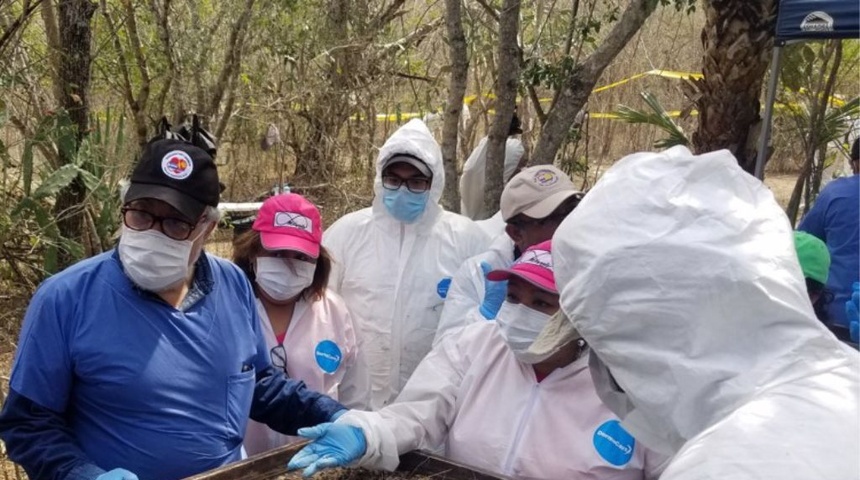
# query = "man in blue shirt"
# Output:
<box><xmin>799</xmin><ymin>139</ymin><xmax>860</xmax><ymax>343</ymax></box>
<box><xmin>0</xmin><ymin>133</ymin><xmax>348</xmax><ymax>480</ymax></box>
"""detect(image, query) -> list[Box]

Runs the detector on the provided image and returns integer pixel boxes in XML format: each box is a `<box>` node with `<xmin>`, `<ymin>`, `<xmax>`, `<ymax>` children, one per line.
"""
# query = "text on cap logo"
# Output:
<box><xmin>533</xmin><ymin>169</ymin><xmax>559</xmax><ymax>187</ymax></box>
<box><xmin>274</xmin><ymin>212</ymin><xmax>314</xmax><ymax>234</ymax></box>
<box><xmin>518</xmin><ymin>249</ymin><xmax>552</xmax><ymax>269</ymax></box>
<box><xmin>161</xmin><ymin>150</ymin><xmax>194</xmax><ymax>180</ymax></box>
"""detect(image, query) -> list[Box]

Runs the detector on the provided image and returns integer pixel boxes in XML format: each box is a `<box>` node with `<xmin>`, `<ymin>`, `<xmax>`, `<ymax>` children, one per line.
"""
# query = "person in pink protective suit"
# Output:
<box><xmin>288</xmin><ymin>240</ymin><xmax>665</xmax><ymax>479</ymax></box>
<box><xmin>233</xmin><ymin>193</ymin><xmax>370</xmax><ymax>456</ymax></box>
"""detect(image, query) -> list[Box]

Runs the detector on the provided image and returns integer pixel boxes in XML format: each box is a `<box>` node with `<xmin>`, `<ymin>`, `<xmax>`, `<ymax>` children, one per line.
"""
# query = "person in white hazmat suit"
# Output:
<box><xmin>459</xmin><ymin>115</ymin><xmax>525</xmax><ymax>238</ymax></box>
<box><xmin>286</xmin><ymin>240</ymin><xmax>664</xmax><ymax>479</ymax></box>
<box><xmin>434</xmin><ymin>165</ymin><xmax>582</xmax><ymax>344</ymax></box>
<box><xmin>324</xmin><ymin>119</ymin><xmax>490</xmax><ymax>410</ymax></box>
<box><xmin>526</xmin><ymin>146</ymin><xmax>860</xmax><ymax>479</ymax></box>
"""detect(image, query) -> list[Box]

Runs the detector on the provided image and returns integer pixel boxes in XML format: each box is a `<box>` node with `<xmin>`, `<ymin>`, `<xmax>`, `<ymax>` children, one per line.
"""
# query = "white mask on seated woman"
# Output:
<box><xmin>255</xmin><ymin>257</ymin><xmax>316</xmax><ymax>301</ymax></box>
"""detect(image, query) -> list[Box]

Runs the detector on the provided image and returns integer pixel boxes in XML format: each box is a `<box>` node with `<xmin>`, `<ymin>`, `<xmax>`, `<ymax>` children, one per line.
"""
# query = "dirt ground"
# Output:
<box><xmin>274</xmin><ymin>468</ymin><xmax>429</xmax><ymax>480</ymax></box>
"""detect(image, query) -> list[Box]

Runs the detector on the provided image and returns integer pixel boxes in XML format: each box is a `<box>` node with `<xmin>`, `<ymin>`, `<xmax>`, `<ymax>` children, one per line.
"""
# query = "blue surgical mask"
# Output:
<box><xmin>382</xmin><ymin>187</ymin><xmax>430</xmax><ymax>223</ymax></box>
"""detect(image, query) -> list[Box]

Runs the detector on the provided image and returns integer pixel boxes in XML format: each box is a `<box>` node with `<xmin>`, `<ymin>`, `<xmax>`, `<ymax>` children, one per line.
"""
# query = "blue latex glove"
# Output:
<box><xmin>96</xmin><ymin>469</ymin><xmax>139</xmax><ymax>480</ymax></box>
<box><xmin>846</xmin><ymin>282</ymin><xmax>859</xmax><ymax>344</ymax></box>
<box><xmin>479</xmin><ymin>261</ymin><xmax>508</xmax><ymax>320</ymax></box>
<box><xmin>287</xmin><ymin>422</ymin><xmax>367</xmax><ymax>477</ymax></box>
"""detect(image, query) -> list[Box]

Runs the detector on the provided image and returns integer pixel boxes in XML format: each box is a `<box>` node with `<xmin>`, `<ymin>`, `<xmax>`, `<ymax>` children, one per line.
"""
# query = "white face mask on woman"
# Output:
<box><xmin>495</xmin><ymin>301</ymin><xmax>555</xmax><ymax>364</ymax></box>
<box><xmin>118</xmin><ymin>226</ymin><xmax>200</xmax><ymax>292</ymax></box>
<box><xmin>255</xmin><ymin>256</ymin><xmax>316</xmax><ymax>302</ymax></box>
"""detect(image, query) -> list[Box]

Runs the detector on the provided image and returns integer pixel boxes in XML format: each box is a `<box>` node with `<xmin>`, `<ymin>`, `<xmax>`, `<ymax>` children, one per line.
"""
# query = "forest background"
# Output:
<box><xmin>0</xmin><ymin>3</ymin><xmax>857</xmax><ymax>471</ymax></box>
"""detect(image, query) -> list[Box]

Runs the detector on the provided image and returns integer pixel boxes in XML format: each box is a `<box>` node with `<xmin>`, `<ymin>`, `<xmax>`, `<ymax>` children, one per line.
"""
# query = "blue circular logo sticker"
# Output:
<box><xmin>315</xmin><ymin>340</ymin><xmax>342</xmax><ymax>374</ymax></box>
<box><xmin>437</xmin><ymin>277</ymin><xmax>452</xmax><ymax>299</ymax></box>
<box><xmin>593</xmin><ymin>420</ymin><xmax>635</xmax><ymax>466</ymax></box>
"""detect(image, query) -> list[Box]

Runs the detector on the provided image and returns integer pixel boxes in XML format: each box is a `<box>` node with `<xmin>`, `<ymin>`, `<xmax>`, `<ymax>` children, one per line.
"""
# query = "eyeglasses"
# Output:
<box><xmin>270</xmin><ymin>344</ymin><xmax>289</xmax><ymax>376</ymax></box>
<box><xmin>382</xmin><ymin>175</ymin><xmax>431</xmax><ymax>193</ymax></box>
<box><xmin>121</xmin><ymin>207</ymin><xmax>200</xmax><ymax>241</ymax></box>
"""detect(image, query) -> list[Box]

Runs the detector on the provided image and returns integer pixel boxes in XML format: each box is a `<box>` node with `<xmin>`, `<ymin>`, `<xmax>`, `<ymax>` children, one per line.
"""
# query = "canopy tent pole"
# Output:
<box><xmin>754</xmin><ymin>44</ymin><xmax>784</xmax><ymax>180</ymax></box>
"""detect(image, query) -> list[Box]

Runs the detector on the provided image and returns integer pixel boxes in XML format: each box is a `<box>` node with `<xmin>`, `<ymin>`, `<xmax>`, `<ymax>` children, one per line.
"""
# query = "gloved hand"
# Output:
<box><xmin>479</xmin><ymin>261</ymin><xmax>508</xmax><ymax>320</ymax></box>
<box><xmin>96</xmin><ymin>468</ymin><xmax>139</xmax><ymax>480</ymax></box>
<box><xmin>846</xmin><ymin>282</ymin><xmax>859</xmax><ymax>344</ymax></box>
<box><xmin>286</xmin><ymin>422</ymin><xmax>367</xmax><ymax>477</ymax></box>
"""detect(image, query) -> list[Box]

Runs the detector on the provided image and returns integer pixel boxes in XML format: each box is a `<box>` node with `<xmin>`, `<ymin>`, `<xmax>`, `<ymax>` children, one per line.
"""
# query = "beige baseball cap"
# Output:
<box><xmin>501</xmin><ymin>165</ymin><xmax>580</xmax><ymax>221</ymax></box>
<box><xmin>526</xmin><ymin>310</ymin><xmax>583</xmax><ymax>360</ymax></box>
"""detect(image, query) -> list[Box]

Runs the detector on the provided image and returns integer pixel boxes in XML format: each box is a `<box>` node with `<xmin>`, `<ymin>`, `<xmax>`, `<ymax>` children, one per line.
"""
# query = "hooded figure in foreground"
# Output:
<box><xmin>528</xmin><ymin>146</ymin><xmax>859</xmax><ymax>479</ymax></box>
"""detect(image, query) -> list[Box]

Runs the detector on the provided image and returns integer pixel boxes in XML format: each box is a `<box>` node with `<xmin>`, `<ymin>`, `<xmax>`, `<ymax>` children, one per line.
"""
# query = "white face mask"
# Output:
<box><xmin>255</xmin><ymin>256</ymin><xmax>316</xmax><ymax>302</ymax></box>
<box><xmin>118</xmin><ymin>227</ymin><xmax>199</xmax><ymax>292</ymax></box>
<box><xmin>495</xmin><ymin>301</ymin><xmax>554</xmax><ymax>364</ymax></box>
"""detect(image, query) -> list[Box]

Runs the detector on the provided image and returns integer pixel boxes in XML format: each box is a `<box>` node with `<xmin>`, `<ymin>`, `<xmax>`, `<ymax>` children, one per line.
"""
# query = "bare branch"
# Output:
<box><xmin>473</xmin><ymin>0</ymin><xmax>499</xmax><ymax>22</ymax></box>
<box><xmin>370</xmin><ymin>0</ymin><xmax>408</xmax><ymax>31</ymax></box>
<box><xmin>207</xmin><ymin>0</ymin><xmax>256</xmax><ymax>123</ymax></box>
<box><xmin>532</xmin><ymin>0</ymin><xmax>657</xmax><ymax>165</ymax></box>
<box><xmin>0</xmin><ymin>0</ymin><xmax>44</xmax><ymax>56</ymax></box>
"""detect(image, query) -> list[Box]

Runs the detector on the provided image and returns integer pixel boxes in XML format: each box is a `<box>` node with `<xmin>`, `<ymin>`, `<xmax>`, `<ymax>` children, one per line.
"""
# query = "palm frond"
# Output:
<box><xmin>614</xmin><ymin>92</ymin><xmax>690</xmax><ymax>149</ymax></box>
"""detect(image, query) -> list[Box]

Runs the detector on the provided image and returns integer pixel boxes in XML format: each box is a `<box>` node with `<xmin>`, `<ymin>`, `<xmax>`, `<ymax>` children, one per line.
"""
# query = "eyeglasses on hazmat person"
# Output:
<box><xmin>381</xmin><ymin>174</ymin><xmax>431</xmax><ymax>193</ymax></box>
<box><xmin>121</xmin><ymin>207</ymin><xmax>203</xmax><ymax>241</ymax></box>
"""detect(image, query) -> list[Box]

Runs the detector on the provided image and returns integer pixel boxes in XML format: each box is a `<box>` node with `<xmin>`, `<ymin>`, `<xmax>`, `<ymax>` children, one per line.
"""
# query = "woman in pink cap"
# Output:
<box><xmin>232</xmin><ymin>193</ymin><xmax>370</xmax><ymax>456</ymax></box>
<box><xmin>289</xmin><ymin>240</ymin><xmax>665</xmax><ymax>479</ymax></box>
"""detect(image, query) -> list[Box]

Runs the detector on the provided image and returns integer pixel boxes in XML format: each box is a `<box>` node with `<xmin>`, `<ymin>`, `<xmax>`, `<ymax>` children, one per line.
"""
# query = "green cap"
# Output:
<box><xmin>794</xmin><ymin>231</ymin><xmax>830</xmax><ymax>284</ymax></box>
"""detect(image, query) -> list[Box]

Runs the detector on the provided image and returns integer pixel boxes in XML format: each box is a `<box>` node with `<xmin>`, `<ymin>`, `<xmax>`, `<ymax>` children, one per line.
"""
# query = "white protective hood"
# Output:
<box><xmin>372</xmin><ymin>119</ymin><xmax>444</xmax><ymax>227</ymax></box>
<box><xmin>324</xmin><ymin>119</ymin><xmax>491</xmax><ymax>409</ymax></box>
<box><xmin>551</xmin><ymin>146</ymin><xmax>860</xmax><ymax>459</ymax></box>
<box><xmin>459</xmin><ymin>137</ymin><xmax>525</xmax><ymax>220</ymax></box>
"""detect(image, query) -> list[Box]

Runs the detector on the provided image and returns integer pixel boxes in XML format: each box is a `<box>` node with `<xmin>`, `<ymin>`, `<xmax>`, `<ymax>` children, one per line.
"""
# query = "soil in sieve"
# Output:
<box><xmin>273</xmin><ymin>467</ymin><xmax>430</xmax><ymax>479</ymax></box>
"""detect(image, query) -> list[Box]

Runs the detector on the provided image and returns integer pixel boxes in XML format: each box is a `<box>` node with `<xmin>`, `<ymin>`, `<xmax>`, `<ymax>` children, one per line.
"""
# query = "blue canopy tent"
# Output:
<box><xmin>754</xmin><ymin>0</ymin><xmax>860</xmax><ymax>179</ymax></box>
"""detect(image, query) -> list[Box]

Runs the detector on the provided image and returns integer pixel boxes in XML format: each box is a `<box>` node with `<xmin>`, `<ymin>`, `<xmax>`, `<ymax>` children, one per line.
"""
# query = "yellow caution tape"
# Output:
<box><xmin>353</xmin><ymin>69</ymin><xmax>846</xmax><ymax>122</ymax></box>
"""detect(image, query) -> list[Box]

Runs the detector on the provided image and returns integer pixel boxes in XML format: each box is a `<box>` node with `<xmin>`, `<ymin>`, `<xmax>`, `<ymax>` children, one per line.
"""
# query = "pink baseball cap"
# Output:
<box><xmin>487</xmin><ymin>239</ymin><xmax>556</xmax><ymax>293</ymax></box>
<box><xmin>252</xmin><ymin>193</ymin><xmax>323</xmax><ymax>258</ymax></box>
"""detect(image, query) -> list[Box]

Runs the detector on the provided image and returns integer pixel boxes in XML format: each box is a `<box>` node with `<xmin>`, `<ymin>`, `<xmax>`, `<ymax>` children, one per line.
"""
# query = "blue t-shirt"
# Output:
<box><xmin>799</xmin><ymin>174</ymin><xmax>860</xmax><ymax>328</ymax></box>
<box><xmin>9</xmin><ymin>251</ymin><xmax>270</xmax><ymax>479</ymax></box>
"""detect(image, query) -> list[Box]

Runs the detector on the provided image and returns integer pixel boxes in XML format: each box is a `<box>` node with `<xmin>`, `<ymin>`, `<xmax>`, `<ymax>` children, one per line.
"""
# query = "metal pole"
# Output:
<box><xmin>754</xmin><ymin>45</ymin><xmax>784</xmax><ymax>180</ymax></box>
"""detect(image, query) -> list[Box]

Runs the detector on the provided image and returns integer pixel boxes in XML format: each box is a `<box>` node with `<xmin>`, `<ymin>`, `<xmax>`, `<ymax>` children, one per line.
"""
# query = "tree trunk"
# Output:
<box><xmin>691</xmin><ymin>0</ymin><xmax>777</xmax><ymax>174</ymax></box>
<box><xmin>53</xmin><ymin>0</ymin><xmax>96</xmax><ymax>269</ymax></box>
<box><xmin>483</xmin><ymin>0</ymin><xmax>520</xmax><ymax>216</ymax></box>
<box><xmin>531</xmin><ymin>0</ymin><xmax>657</xmax><ymax>166</ymax></box>
<box><xmin>440</xmin><ymin>0</ymin><xmax>468</xmax><ymax>213</ymax></box>
<box><xmin>205</xmin><ymin>0</ymin><xmax>256</xmax><ymax>127</ymax></box>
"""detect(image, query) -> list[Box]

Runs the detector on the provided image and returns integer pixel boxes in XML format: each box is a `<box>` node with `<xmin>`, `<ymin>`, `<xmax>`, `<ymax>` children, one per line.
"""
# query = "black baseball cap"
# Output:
<box><xmin>125</xmin><ymin>139</ymin><xmax>220</xmax><ymax>220</ymax></box>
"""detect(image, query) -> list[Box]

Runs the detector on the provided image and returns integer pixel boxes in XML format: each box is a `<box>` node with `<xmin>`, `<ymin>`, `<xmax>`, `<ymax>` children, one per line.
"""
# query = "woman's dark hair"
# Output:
<box><xmin>806</xmin><ymin>277</ymin><xmax>834</xmax><ymax>324</ymax></box>
<box><xmin>232</xmin><ymin>229</ymin><xmax>331</xmax><ymax>302</ymax></box>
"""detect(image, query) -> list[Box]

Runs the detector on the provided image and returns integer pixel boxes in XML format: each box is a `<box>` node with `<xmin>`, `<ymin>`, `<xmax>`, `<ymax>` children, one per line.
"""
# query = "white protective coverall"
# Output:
<box><xmin>324</xmin><ymin>119</ymin><xmax>490</xmax><ymax>410</ymax></box>
<box><xmin>338</xmin><ymin>321</ymin><xmax>663</xmax><ymax>479</ymax></box>
<box><xmin>244</xmin><ymin>292</ymin><xmax>370</xmax><ymax>455</ymax></box>
<box><xmin>433</xmin><ymin>233</ymin><xmax>515</xmax><ymax>344</ymax></box>
<box><xmin>475</xmin><ymin>210</ymin><xmax>506</xmax><ymax>238</ymax></box>
<box><xmin>549</xmin><ymin>146</ymin><xmax>860</xmax><ymax>479</ymax></box>
<box><xmin>459</xmin><ymin>137</ymin><xmax>524</xmax><ymax>222</ymax></box>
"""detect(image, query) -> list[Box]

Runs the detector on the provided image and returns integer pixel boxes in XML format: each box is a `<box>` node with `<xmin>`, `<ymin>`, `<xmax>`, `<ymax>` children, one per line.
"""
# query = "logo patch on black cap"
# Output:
<box><xmin>161</xmin><ymin>150</ymin><xmax>194</xmax><ymax>180</ymax></box>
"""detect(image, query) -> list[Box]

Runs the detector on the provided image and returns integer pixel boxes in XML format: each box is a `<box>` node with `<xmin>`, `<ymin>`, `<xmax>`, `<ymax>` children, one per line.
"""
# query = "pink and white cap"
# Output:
<box><xmin>252</xmin><ymin>193</ymin><xmax>323</xmax><ymax>258</ymax></box>
<box><xmin>487</xmin><ymin>239</ymin><xmax>556</xmax><ymax>293</ymax></box>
